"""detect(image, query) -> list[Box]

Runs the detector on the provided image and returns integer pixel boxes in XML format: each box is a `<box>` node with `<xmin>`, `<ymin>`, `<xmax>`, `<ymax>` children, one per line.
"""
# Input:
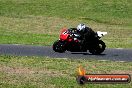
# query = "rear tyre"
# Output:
<box><xmin>53</xmin><ymin>40</ymin><xmax>66</xmax><ymax>53</ymax></box>
<box><xmin>89</xmin><ymin>40</ymin><xmax>106</xmax><ymax>55</ymax></box>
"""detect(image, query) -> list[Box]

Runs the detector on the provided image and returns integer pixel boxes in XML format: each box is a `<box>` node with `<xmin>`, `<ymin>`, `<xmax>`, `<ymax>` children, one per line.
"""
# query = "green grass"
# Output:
<box><xmin>0</xmin><ymin>32</ymin><xmax>57</xmax><ymax>46</ymax></box>
<box><xmin>0</xmin><ymin>55</ymin><xmax>132</xmax><ymax>88</ymax></box>
<box><xmin>0</xmin><ymin>1</ymin><xmax>131</xmax><ymax>87</ymax></box>
<box><xmin>0</xmin><ymin>0</ymin><xmax>132</xmax><ymax>48</ymax></box>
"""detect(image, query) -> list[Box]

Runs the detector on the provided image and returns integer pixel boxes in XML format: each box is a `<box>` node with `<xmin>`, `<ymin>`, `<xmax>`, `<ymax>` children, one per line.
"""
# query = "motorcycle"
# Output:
<box><xmin>52</xmin><ymin>28</ymin><xmax>107</xmax><ymax>54</ymax></box>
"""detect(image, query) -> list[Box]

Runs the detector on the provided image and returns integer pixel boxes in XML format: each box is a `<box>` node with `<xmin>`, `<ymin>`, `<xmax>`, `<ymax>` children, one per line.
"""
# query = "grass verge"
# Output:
<box><xmin>0</xmin><ymin>0</ymin><xmax>131</xmax><ymax>48</ymax></box>
<box><xmin>0</xmin><ymin>16</ymin><xmax>131</xmax><ymax>48</ymax></box>
<box><xmin>0</xmin><ymin>55</ymin><xmax>132</xmax><ymax>88</ymax></box>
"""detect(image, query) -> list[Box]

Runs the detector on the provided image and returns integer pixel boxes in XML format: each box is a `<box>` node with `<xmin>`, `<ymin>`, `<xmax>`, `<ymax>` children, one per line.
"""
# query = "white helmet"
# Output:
<box><xmin>77</xmin><ymin>23</ymin><xmax>86</xmax><ymax>31</ymax></box>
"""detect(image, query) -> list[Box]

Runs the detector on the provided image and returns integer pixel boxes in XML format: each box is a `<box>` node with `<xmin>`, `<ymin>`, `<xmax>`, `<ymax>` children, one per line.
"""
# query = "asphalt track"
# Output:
<box><xmin>0</xmin><ymin>44</ymin><xmax>132</xmax><ymax>61</ymax></box>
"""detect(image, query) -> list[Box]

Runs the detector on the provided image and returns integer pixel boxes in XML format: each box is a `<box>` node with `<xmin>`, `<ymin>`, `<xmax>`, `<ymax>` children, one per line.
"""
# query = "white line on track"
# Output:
<box><xmin>116</xmin><ymin>48</ymin><xmax>124</xmax><ymax>50</ymax></box>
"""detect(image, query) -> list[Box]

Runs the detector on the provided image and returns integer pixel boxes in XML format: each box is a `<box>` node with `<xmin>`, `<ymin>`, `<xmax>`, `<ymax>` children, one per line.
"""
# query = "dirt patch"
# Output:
<box><xmin>110</xmin><ymin>70</ymin><xmax>132</xmax><ymax>74</ymax></box>
<box><xmin>0</xmin><ymin>65</ymin><xmax>67</xmax><ymax>77</ymax></box>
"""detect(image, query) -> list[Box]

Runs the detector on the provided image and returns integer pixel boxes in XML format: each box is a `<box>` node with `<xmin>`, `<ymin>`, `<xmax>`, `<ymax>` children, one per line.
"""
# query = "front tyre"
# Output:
<box><xmin>89</xmin><ymin>40</ymin><xmax>106</xmax><ymax>55</ymax></box>
<box><xmin>52</xmin><ymin>40</ymin><xmax>66</xmax><ymax>53</ymax></box>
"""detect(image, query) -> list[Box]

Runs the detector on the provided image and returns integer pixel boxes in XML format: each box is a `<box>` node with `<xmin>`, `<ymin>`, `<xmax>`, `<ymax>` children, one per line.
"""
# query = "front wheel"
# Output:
<box><xmin>52</xmin><ymin>40</ymin><xmax>66</xmax><ymax>53</ymax></box>
<box><xmin>89</xmin><ymin>40</ymin><xmax>106</xmax><ymax>55</ymax></box>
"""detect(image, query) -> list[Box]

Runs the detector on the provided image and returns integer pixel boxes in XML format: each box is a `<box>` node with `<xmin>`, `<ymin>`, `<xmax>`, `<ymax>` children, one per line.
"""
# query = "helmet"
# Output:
<box><xmin>77</xmin><ymin>23</ymin><xmax>86</xmax><ymax>31</ymax></box>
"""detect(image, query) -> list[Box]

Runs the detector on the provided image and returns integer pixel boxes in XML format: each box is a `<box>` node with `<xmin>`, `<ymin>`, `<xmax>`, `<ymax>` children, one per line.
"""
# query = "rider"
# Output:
<box><xmin>68</xmin><ymin>23</ymin><xmax>96</xmax><ymax>52</ymax></box>
<box><xmin>76</xmin><ymin>23</ymin><xmax>96</xmax><ymax>52</ymax></box>
<box><xmin>76</xmin><ymin>23</ymin><xmax>96</xmax><ymax>41</ymax></box>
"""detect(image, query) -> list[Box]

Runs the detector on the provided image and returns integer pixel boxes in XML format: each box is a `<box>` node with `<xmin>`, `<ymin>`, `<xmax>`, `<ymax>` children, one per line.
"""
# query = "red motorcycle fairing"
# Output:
<box><xmin>59</xmin><ymin>28</ymin><xmax>72</xmax><ymax>42</ymax></box>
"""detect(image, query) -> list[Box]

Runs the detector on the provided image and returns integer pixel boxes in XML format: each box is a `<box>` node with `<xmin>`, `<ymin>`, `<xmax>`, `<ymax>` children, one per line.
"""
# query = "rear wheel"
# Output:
<box><xmin>89</xmin><ymin>40</ymin><xmax>106</xmax><ymax>55</ymax></box>
<box><xmin>53</xmin><ymin>40</ymin><xmax>66</xmax><ymax>53</ymax></box>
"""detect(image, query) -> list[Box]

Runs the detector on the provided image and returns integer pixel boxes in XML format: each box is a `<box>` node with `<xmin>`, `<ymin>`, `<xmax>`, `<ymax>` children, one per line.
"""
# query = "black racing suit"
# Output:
<box><xmin>68</xmin><ymin>27</ymin><xmax>96</xmax><ymax>52</ymax></box>
<box><xmin>79</xmin><ymin>27</ymin><xmax>96</xmax><ymax>51</ymax></box>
